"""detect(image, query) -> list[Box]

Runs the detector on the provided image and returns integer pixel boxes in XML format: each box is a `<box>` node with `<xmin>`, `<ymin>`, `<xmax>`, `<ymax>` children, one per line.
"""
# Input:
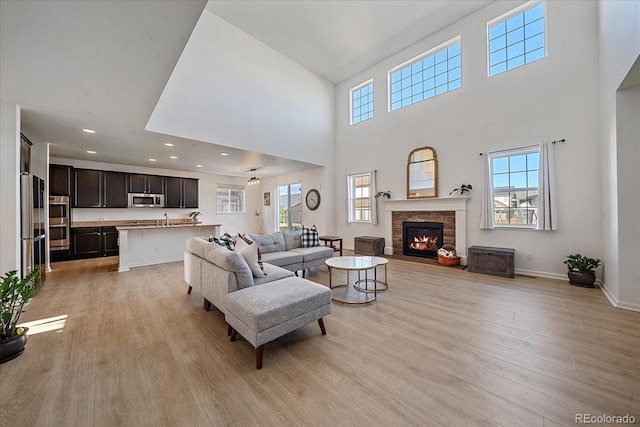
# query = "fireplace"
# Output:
<box><xmin>403</xmin><ymin>221</ymin><xmax>444</xmax><ymax>259</ymax></box>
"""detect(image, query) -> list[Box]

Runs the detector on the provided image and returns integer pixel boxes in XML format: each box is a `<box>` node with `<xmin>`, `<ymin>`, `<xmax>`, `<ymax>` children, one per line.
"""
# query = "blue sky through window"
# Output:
<box><xmin>489</xmin><ymin>3</ymin><xmax>545</xmax><ymax>76</ymax></box>
<box><xmin>351</xmin><ymin>82</ymin><xmax>373</xmax><ymax>124</ymax></box>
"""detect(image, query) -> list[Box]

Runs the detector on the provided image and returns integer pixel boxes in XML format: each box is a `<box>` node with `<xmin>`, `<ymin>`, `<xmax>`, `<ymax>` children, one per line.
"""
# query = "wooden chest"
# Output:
<box><xmin>468</xmin><ymin>246</ymin><xmax>515</xmax><ymax>278</ymax></box>
<box><xmin>354</xmin><ymin>236</ymin><xmax>385</xmax><ymax>256</ymax></box>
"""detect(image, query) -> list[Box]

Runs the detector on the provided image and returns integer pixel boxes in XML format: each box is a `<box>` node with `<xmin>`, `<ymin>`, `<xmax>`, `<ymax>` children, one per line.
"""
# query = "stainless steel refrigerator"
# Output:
<box><xmin>21</xmin><ymin>173</ymin><xmax>46</xmax><ymax>280</ymax></box>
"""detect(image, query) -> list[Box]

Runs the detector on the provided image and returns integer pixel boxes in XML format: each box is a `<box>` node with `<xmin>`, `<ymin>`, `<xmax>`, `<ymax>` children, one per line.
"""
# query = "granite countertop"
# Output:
<box><xmin>71</xmin><ymin>220</ymin><xmax>221</xmax><ymax>230</ymax></box>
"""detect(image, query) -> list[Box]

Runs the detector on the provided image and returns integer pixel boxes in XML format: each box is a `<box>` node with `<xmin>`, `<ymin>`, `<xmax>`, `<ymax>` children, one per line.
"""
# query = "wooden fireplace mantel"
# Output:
<box><xmin>381</xmin><ymin>197</ymin><xmax>469</xmax><ymax>263</ymax></box>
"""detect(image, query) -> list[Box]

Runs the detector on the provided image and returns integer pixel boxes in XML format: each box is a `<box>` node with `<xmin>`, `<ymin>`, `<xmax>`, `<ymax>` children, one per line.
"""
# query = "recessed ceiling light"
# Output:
<box><xmin>170</xmin><ymin>156</ymin><xmax>178</xmax><ymax>159</ymax></box>
<box><xmin>196</xmin><ymin>164</ymin><xmax>203</xmax><ymax>168</ymax></box>
<box><xmin>148</xmin><ymin>158</ymin><xmax>157</xmax><ymax>162</ymax></box>
<box><xmin>82</xmin><ymin>128</ymin><xmax>96</xmax><ymax>134</ymax></box>
<box><xmin>164</xmin><ymin>143</ymin><xmax>174</xmax><ymax>147</ymax></box>
<box><xmin>220</xmin><ymin>152</ymin><xmax>229</xmax><ymax>156</ymax></box>
<box><xmin>86</xmin><ymin>150</ymin><xmax>96</xmax><ymax>154</ymax></box>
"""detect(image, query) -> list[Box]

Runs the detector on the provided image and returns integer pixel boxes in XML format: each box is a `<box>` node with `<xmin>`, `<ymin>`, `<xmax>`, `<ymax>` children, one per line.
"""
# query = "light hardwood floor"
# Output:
<box><xmin>1</xmin><ymin>255</ymin><xmax>638</xmax><ymax>426</ymax></box>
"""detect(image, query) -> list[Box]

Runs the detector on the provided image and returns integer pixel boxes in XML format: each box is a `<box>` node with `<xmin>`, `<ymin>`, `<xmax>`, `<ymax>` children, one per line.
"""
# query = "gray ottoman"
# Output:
<box><xmin>224</xmin><ymin>277</ymin><xmax>331</xmax><ymax>369</ymax></box>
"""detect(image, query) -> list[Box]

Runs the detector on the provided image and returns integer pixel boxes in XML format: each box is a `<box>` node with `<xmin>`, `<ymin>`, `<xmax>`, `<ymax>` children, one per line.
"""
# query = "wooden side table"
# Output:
<box><xmin>319</xmin><ymin>235</ymin><xmax>343</xmax><ymax>256</ymax></box>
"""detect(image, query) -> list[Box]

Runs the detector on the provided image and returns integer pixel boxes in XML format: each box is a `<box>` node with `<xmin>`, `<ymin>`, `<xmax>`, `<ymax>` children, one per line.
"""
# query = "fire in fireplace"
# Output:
<box><xmin>403</xmin><ymin>221</ymin><xmax>444</xmax><ymax>259</ymax></box>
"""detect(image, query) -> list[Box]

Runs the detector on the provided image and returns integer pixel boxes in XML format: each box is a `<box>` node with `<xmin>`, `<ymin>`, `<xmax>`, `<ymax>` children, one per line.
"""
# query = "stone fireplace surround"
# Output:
<box><xmin>382</xmin><ymin>197</ymin><xmax>469</xmax><ymax>264</ymax></box>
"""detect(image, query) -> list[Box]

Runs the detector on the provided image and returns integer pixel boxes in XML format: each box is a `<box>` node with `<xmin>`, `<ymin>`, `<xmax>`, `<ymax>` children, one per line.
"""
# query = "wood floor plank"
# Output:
<box><xmin>0</xmin><ymin>255</ymin><xmax>638</xmax><ymax>426</ymax></box>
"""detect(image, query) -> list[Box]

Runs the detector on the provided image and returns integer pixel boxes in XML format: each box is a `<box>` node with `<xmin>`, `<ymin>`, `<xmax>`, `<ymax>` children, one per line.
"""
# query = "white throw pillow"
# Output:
<box><xmin>234</xmin><ymin>238</ymin><xmax>267</xmax><ymax>278</ymax></box>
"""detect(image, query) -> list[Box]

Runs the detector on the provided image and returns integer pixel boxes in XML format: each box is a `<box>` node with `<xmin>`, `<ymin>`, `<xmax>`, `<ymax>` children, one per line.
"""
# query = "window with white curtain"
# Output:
<box><xmin>347</xmin><ymin>171</ymin><xmax>377</xmax><ymax>224</ymax></box>
<box><xmin>216</xmin><ymin>184</ymin><xmax>245</xmax><ymax>213</ymax></box>
<box><xmin>489</xmin><ymin>148</ymin><xmax>540</xmax><ymax>227</ymax></box>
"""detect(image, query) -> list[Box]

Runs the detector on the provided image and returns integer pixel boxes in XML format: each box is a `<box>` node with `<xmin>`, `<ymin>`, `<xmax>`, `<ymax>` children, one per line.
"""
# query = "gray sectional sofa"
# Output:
<box><xmin>183</xmin><ymin>232</ymin><xmax>333</xmax><ymax>369</ymax></box>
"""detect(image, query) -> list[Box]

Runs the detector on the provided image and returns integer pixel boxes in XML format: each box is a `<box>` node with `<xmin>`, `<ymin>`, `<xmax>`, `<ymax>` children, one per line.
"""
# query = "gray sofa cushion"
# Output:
<box><xmin>246</xmin><ymin>232</ymin><xmax>286</xmax><ymax>254</ymax></box>
<box><xmin>186</xmin><ymin>237</ymin><xmax>219</xmax><ymax>258</ymax></box>
<box><xmin>204</xmin><ymin>246</ymin><xmax>254</xmax><ymax>289</ymax></box>
<box><xmin>282</xmin><ymin>230</ymin><xmax>302</xmax><ymax>250</ymax></box>
<box><xmin>253</xmin><ymin>263</ymin><xmax>295</xmax><ymax>286</ymax></box>
<box><xmin>224</xmin><ymin>277</ymin><xmax>331</xmax><ymax>334</ymax></box>
<box><xmin>260</xmin><ymin>251</ymin><xmax>303</xmax><ymax>267</ymax></box>
<box><xmin>291</xmin><ymin>246</ymin><xmax>335</xmax><ymax>262</ymax></box>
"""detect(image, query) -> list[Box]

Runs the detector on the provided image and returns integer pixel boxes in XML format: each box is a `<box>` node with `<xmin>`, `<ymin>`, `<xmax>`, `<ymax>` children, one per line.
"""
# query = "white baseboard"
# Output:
<box><xmin>599</xmin><ymin>282</ymin><xmax>640</xmax><ymax>312</ymax></box>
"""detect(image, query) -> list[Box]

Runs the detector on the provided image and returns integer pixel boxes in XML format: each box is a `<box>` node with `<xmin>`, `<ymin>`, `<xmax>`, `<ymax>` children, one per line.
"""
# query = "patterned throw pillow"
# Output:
<box><xmin>238</xmin><ymin>233</ymin><xmax>265</xmax><ymax>274</ymax></box>
<box><xmin>218</xmin><ymin>233</ymin><xmax>235</xmax><ymax>251</ymax></box>
<box><xmin>301</xmin><ymin>225</ymin><xmax>320</xmax><ymax>248</ymax></box>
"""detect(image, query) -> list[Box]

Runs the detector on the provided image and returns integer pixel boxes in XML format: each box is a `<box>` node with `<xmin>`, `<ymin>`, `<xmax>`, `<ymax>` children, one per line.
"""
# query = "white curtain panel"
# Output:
<box><xmin>346</xmin><ymin>175</ymin><xmax>354</xmax><ymax>223</ymax></box>
<box><xmin>479</xmin><ymin>153</ymin><xmax>494</xmax><ymax>229</ymax></box>
<box><xmin>536</xmin><ymin>142</ymin><xmax>558</xmax><ymax>230</ymax></box>
<box><xmin>371</xmin><ymin>170</ymin><xmax>378</xmax><ymax>225</ymax></box>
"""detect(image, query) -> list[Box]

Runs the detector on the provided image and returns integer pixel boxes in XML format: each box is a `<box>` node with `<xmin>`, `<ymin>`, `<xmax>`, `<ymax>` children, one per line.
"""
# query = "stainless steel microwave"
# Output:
<box><xmin>128</xmin><ymin>193</ymin><xmax>164</xmax><ymax>208</ymax></box>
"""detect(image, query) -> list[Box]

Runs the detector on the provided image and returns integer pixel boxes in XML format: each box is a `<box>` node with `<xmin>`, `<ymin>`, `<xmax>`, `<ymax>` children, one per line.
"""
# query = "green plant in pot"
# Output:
<box><xmin>0</xmin><ymin>268</ymin><xmax>40</xmax><ymax>363</ymax></box>
<box><xmin>189</xmin><ymin>211</ymin><xmax>201</xmax><ymax>223</ymax></box>
<box><xmin>564</xmin><ymin>254</ymin><xmax>601</xmax><ymax>288</ymax></box>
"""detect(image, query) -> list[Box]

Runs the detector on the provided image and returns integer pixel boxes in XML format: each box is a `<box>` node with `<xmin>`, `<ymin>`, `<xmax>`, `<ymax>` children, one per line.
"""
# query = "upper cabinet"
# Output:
<box><xmin>74</xmin><ymin>169</ymin><xmax>128</xmax><ymax>208</ymax></box>
<box><xmin>50</xmin><ymin>164</ymin><xmax>73</xmax><ymax>196</ymax></box>
<box><xmin>165</xmin><ymin>177</ymin><xmax>198</xmax><ymax>208</ymax></box>
<box><xmin>128</xmin><ymin>174</ymin><xmax>164</xmax><ymax>194</ymax></box>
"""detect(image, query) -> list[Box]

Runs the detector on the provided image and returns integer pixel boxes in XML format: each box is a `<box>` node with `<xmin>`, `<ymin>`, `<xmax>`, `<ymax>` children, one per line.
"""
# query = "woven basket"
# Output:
<box><xmin>437</xmin><ymin>244</ymin><xmax>461</xmax><ymax>266</ymax></box>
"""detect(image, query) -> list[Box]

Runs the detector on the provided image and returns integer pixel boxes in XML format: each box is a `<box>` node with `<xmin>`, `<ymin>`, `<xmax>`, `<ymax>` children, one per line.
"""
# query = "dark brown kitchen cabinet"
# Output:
<box><xmin>20</xmin><ymin>133</ymin><xmax>32</xmax><ymax>174</ymax></box>
<box><xmin>164</xmin><ymin>177</ymin><xmax>198</xmax><ymax>208</ymax></box>
<box><xmin>128</xmin><ymin>174</ymin><xmax>163</xmax><ymax>194</ymax></box>
<box><xmin>50</xmin><ymin>164</ymin><xmax>73</xmax><ymax>196</ymax></box>
<box><xmin>71</xmin><ymin>226</ymin><xmax>119</xmax><ymax>259</ymax></box>
<box><xmin>74</xmin><ymin>169</ymin><xmax>128</xmax><ymax>208</ymax></box>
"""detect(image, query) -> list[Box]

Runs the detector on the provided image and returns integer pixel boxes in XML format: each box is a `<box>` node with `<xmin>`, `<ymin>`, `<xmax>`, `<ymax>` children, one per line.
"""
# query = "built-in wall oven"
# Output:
<box><xmin>49</xmin><ymin>195</ymin><xmax>70</xmax><ymax>251</ymax></box>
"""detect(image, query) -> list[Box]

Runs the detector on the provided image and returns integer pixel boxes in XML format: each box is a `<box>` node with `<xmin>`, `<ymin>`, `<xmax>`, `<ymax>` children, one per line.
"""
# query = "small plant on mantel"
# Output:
<box><xmin>449</xmin><ymin>184</ymin><xmax>472</xmax><ymax>196</ymax></box>
<box><xmin>375</xmin><ymin>191</ymin><xmax>391</xmax><ymax>199</ymax></box>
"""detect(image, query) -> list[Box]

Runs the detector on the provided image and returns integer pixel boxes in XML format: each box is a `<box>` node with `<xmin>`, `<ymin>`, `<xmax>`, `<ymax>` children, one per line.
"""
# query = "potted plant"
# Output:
<box><xmin>0</xmin><ymin>268</ymin><xmax>40</xmax><ymax>363</ymax></box>
<box><xmin>449</xmin><ymin>184</ymin><xmax>472</xmax><ymax>196</ymax></box>
<box><xmin>375</xmin><ymin>191</ymin><xmax>391</xmax><ymax>199</ymax></box>
<box><xmin>189</xmin><ymin>211</ymin><xmax>201</xmax><ymax>223</ymax></box>
<box><xmin>564</xmin><ymin>254</ymin><xmax>601</xmax><ymax>288</ymax></box>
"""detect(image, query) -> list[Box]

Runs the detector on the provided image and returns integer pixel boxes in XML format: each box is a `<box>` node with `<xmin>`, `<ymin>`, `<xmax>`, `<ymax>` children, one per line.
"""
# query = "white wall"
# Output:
<box><xmin>51</xmin><ymin>157</ymin><xmax>256</xmax><ymax>237</ymax></box>
<box><xmin>597</xmin><ymin>0</ymin><xmax>640</xmax><ymax>310</ymax></box>
<box><xmin>0</xmin><ymin>102</ymin><xmax>21</xmax><ymax>275</ymax></box>
<box><xmin>334</xmin><ymin>1</ymin><xmax>601</xmax><ymax>280</ymax></box>
<box><xmin>146</xmin><ymin>7</ymin><xmax>336</xmax><ymax>168</ymax></box>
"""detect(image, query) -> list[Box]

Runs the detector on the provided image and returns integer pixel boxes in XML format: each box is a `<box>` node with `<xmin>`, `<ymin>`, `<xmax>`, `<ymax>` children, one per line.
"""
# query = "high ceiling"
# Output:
<box><xmin>1</xmin><ymin>0</ymin><xmax>492</xmax><ymax>178</ymax></box>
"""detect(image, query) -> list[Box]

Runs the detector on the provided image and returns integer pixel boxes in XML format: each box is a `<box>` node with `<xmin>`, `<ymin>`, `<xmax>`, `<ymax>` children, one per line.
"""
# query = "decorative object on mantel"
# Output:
<box><xmin>437</xmin><ymin>244</ymin><xmax>461</xmax><ymax>266</ymax></box>
<box><xmin>407</xmin><ymin>146</ymin><xmax>438</xmax><ymax>199</ymax></box>
<box><xmin>189</xmin><ymin>211</ymin><xmax>201</xmax><ymax>223</ymax></box>
<box><xmin>564</xmin><ymin>254</ymin><xmax>601</xmax><ymax>288</ymax></box>
<box><xmin>449</xmin><ymin>184</ymin><xmax>472</xmax><ymax>196</ymax></box>
<box><xmin>0</xmin><ymin>268</ymin><xmax>41</xmax><ymax>363</ymax></box>
<box><xmin>375</xmin><ymin>190</ymin><xmax>391</xmax><ymax>199</ymax></box>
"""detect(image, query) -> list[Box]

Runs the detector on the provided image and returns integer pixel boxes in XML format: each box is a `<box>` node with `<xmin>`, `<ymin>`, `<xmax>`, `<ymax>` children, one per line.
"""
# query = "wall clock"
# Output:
<box><xmin>305</xmin><ymin>188</ymin><xmax>321</xmax><ymax>210</ymax></box>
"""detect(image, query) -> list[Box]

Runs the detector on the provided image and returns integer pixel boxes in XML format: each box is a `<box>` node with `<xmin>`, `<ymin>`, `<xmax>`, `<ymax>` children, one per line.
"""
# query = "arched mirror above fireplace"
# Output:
<box><xmin>407</xmin><ymin>146</ymin><xmax>437</xmax><ymax>199</ymax></box>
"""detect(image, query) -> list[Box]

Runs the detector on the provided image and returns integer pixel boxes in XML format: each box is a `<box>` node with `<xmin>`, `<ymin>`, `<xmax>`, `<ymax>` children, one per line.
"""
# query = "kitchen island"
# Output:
<box><xmin>116</xmin><ymin>221</ymin><xmax>221</xmax><ymax>272</ymax></box>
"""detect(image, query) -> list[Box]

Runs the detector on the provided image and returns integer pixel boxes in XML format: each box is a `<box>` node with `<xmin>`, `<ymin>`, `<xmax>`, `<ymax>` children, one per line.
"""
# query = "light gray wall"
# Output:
<box><xmin>597</xmin><ymin>0</ymin><xmax>640</xmax><ymax>310</ymax></box>
<box><xmin>0</xmin><ymin>102</ymin><xmax>21</xmax><ymax>275</ymax></box>
<box><xmin>146</xmin><ymin>8</ymin><xmax>336</xmax><ymax>168</ymax></box>
<box><xmin>335</xmin><ymin>1</ymin><xmax>600</xmax><ymax>280</ymax></box>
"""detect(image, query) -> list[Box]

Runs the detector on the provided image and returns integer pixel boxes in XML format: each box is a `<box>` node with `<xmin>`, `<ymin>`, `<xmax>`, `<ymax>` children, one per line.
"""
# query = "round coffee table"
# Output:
<box><xmin>325</xmin><ymin>256</ymin><xmax>388</xmax><ymax>304</ymax></box>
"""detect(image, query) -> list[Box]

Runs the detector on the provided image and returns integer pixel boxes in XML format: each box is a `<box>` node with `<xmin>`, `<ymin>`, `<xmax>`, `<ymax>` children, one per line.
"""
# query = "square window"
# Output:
<box><xmin>388</xmin><ymin>39</ymin><xmax>461</xmax><ymax>111</ymax></box>
<box><xmin>350</xmin><ymin>81</ymin><xmax>373</xmax><ymax>125</ymax></box>
<box><xmin>489</xmin><ymin>2</ymin><xmax>545</xmax><ymax>77</ymax></box>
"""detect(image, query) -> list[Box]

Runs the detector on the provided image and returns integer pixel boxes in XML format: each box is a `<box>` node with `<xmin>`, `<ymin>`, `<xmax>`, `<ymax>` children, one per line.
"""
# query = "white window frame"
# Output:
<box><xmin>216</xmin><ymin>184</ymin><xmax>245</xmax><ymax>214</ymax></box>
<box><xmin>347</xmin><ymin>172</ymin><xmax>374</xmax><ymax>223</ymax></box>
<box><xmin>387</xmin><ymin>36</ymin><xmax>461</xmax><ymax>112</ymax></box>
<box><xmin>487</xmin><ymin>1</ymin><xmax>546</xmax><ymax>77</ymax></box>
<box><xmin>350</xmin><ymin>79</ymin><xmax>374</xmax><ymax>125</ymax></box>
<box><xmin>488</xmin><ymin>146</ymin><xmax>540</xmax><ymax>229</ymax></box>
